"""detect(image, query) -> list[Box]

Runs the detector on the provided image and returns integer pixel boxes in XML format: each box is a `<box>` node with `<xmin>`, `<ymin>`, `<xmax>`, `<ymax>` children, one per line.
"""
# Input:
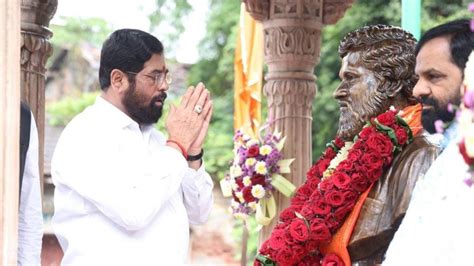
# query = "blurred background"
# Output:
<box><xmin>41</xmin><ymin>0</ymin><xmax>471</xmax><ymax>265</ymax></box>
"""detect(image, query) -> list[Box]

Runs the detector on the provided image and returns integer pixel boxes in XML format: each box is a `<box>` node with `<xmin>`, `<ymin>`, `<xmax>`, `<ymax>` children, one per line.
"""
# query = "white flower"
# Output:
<box><xmin>246</xmin><ymin>139</ymin><xmax>259</xmax><ymax>147</ymax></box>
<box><xmin>248</xmin><ymin>202</ymin><xmax>257</xmax><ymax>211</ymax></box>
<box><xmin>231</xmin><ymin>200</ymin><xmax>240</xmax><ymax>209</ymax></box>
<box><xmin>230</xmin><ymin>165</ymin><xmax>243</xmax><ymax>178</ymax></box>
<box><xmin>236</xmin><ymin>191</ymin><xmax>244</xmax><ymax>203</ymax></box>
<box><xmin>230</xmin><ymin>179</ymin><xmax>239</xmax><ymax>191</ymax></box>
<box><xmin>260</xmin><ymin>145</ymin><xmax>272</xmax><ymax>156</ymax></box>
<box><xmin>251</xmin><ymin>184</ymin><xmax>265</xmax><ymax>199</ymax></box>
<box><xmin>255</xmin><ymin>161</ymin><xmax>267</xmax><ymax>175</ymax></box>
<box><xmin>245</xmin><ymin>158</ymin><xmax>256</xmax><ymax>167</ymax></box>
<box><xmin>243</xmin><ymin>176</ymin><xmax>252</xmax><ymax>186</ymax></box>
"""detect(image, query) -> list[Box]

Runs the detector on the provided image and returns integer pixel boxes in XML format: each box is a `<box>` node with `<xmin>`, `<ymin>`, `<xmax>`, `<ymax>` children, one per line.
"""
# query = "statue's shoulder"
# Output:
<box><xmin>399</xmin><ymin>134</ymin><xmax>441</xmax><ymax>164</ymax></box>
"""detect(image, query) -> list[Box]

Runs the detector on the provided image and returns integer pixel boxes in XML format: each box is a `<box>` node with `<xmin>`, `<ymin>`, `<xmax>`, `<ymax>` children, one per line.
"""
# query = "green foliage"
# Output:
<box><xmin>50</xmin><ymin>17</ymin><xmax>112</xmax><ymax>48</ymax></box>
<box><xmin>148</xmin><ymin>0</ymin><xmax>192</xmax><ymax>53</ymax></box>
<box><xmin>188</xmin><ymin>0</ymin><xmax>240</xmax><ymax>96</ymax></box>
<box><xmin>46</xmin><ymin>92</ymin><xmax>99</xmax><ymax>126</ymax></box>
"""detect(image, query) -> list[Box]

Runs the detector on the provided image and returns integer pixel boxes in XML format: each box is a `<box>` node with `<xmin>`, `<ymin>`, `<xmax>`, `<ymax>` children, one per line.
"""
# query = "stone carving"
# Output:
<box><xmin>20</xmin><ymin>0</ymin><xmax>57</xmax><ymax>185</ymax></box>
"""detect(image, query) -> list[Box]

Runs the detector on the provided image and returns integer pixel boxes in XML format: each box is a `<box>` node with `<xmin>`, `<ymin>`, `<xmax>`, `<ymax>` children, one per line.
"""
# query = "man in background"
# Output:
<box><xmin>383</xmin><ymin>19</ymin><xmax>474</xmax><ymax>265</ymax></box>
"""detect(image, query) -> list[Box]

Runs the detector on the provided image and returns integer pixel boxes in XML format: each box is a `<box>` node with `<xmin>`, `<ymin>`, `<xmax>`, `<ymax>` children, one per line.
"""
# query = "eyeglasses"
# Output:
<box><xmin>125</xmin><ymin>70</ymin><xmax>172</xmax><ymax>87</ymax></box>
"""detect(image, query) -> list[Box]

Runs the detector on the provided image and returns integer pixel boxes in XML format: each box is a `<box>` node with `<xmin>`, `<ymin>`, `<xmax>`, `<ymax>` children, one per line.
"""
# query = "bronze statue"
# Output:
<box><xmin>333</xmin><ymin>25</ymin><xmax>439</xmax><ymax>265</ymax></box>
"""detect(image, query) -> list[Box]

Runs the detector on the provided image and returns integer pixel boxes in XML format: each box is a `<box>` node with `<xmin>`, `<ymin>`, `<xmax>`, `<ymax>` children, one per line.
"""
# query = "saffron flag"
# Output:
<box><xmin>234</xmin><ymin>3</ymin><xmax>263</xmax><ymax>137</ymax></box>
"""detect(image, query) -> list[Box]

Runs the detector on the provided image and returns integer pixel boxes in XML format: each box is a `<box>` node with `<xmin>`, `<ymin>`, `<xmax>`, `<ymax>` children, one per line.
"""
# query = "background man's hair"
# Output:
<box><xmin>339</xmin><ymin>25</ymin><xmax>418</xmax><ymax>102</ymax></box>
<box><xmin>416</xmin><ymin>19</ymin><xmax>474</xmax><ymax>72</ymax></box>
<box><xmin>98</xmin><ymin>29</ymin><xmax>164</xmax><ymax>90</ymax></box>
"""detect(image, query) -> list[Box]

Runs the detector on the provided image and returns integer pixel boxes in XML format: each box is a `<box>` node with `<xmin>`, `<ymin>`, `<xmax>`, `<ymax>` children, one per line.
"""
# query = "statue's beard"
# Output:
<box><xmin>337</xmin><ymin>92</ymin><xmax>390</xmax><ymax>141</ymax></box>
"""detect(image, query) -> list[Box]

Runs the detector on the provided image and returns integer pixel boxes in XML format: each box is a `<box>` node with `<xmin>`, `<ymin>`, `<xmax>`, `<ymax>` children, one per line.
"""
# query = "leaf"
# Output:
<box><xmin>277</xmin><ymin>159</ymin><xmax>295</xmax><ymax>173</ymax></box>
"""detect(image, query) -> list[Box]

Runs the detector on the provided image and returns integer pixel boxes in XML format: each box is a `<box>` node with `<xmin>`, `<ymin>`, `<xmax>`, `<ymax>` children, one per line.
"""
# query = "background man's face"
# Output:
<box><xmin>334</xmin><ymin>52</ymin><xmax>389</xmax><ymax>140</ymax></box>
<box><xmin>413</xmin><ymin>37</ymin><xmax>463</xmax><ymax>133</ymax></box>
<box><xmin>122</xmin><ymin>53</ymin><xmax>168</xmax><ymax>125</ymax></box>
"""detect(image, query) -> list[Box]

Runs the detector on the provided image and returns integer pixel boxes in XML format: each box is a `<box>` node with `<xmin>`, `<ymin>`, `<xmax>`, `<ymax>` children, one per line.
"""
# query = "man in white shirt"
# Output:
<box><xmin>18</xmin><ymin>103</ymin><xmax>43</xmax><ymax>265</ymax></box>
<box><xmin>383</xmin><ymin>19</ymin><xmax>474</xmax><ymax>265</ymax></box>
<box><xmin>51</xmin><ymin>29</ymin><xmax>214</xmax><ymax>265</ymax></box>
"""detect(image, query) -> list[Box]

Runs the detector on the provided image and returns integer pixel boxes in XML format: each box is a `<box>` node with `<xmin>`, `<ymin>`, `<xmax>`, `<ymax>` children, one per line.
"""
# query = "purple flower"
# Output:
<box><xmin>469</xmin><ymin>2</ymin><xmax>474</xmax><ymax>12</ymax></box>
<box><xmin>447</xmin><ymin>103</ymin><xmax>454</xmax><ymax>113</ymax></box>
<box><xmin>464</xmin><ymin>177</ymin><xmax>473</xmax><ymax>187</ymax></box>
<box><xmin>464</xmin><ymin>90</ymin><xmax>474</xmax><ymax>109</ymax></box>
<box><xmin>434</xmin><ymin>120</ymin><xmax>445</xmax><ymax>134</ymax></box>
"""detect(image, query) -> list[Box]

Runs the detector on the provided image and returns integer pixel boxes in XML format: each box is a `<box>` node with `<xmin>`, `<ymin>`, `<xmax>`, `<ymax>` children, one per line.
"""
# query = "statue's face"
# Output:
<box><xmin>334</xmin><ymin>52</ymin><xmax>389</xmax><ymax>141</ymax></box>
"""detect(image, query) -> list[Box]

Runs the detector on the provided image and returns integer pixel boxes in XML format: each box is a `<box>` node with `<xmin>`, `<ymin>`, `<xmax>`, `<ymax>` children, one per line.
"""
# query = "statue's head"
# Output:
<box><xmin>334</xmin><ymin>25</ymin><xmax>418</xmax><ymax>141</ymax></box>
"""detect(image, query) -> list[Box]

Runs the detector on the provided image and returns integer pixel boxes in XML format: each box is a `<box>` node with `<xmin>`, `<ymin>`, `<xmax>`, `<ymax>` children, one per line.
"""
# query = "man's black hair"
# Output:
<box><xmin>416</xmin><ymin>19</ymin><xmax>474</xmax><ymax>71</ymax></box>
<box><xmin>98</xmin><ymin>29</ymin><xmax>164</xmax><ymax>90</ymax></box>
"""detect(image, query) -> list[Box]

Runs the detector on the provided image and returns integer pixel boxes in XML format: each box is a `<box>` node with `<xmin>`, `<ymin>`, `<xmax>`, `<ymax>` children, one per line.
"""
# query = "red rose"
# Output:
<box><xmin>309</xmin><ymin>190</ymin><xmax>323</xmax><ymax>201</ymax></box>
<box><xmin>365</xmin><ymin>132</ymin><xmax>393</xmax><ymax>157</ymax></box>
<box><xmin>377</xmin><ymin>111</ymin><xmax>396</xmax><ymax>126</ymax></box>
<box><xmin>359</xmin><ymin>126</ymin><xmax>377</xmax><ymax>140</ymax></box>
<box><xmin>247</xmin><ymin>145</ymin><xmax>260</xmax><ymax>157</ymax></box>
<box><xmin>316</xmin><ymin>159</ymin><xmax>331</xmax><ymax>177</ymax></box>
<box><xmin>280</xmin><ymin>207</ymin><xmax>297</xmax><ymax>223</ymax></box>
<box><xmin>395</xmin><ymin>128</ymin><xmax>409</xmax><ymax>145</ymax></box>
<box><xmin>342</xmin><ymin>190</ymin><xmax>359</xmax><ymax>202</ymax></box>
<box><xmin>291</xmin><ymin>194</ymin><xmax>308</xmax><ymax>208</ymax></box>
<box><xmin>347</xmin><ymin>148</ymin><xmax>363</xmax><ymax>162</ymax></box>
<box><xmin>307</xmin><ymin>164</ymin><xmax>319</xmax><ymax>179</ymax></box>
<box><xmin>312</xmin><ymin>199</ymin><xmax>331</xmax><ymax>216</ymax></box>
<box><xmin>361</xmin><ymin>152</ymin><xmax>383</xmax><ymax>171</ymax></box>
<box><xmin>366</xmin><ymin>167</ymin><xmax>383</xmax><ymax>183</ymax></box>
<box><xmin>310</xmin><ymin>218</ymin><xmax>331</xmax><ymax>242</ymax></box>
<box><xmin>334</xmin><ymin>202</ymin><xmax>355</xmax><ymax>221</ymax></box>
<box><xmin>291</xmin><ymin>244</ymin><xmax>307</xmax><ymax>263</ymax></box>
<box><xmin>298</xmin><ymin>254</ymin><xmax>322</xmax><ymax>266</ymax></box>
<box><xmin>325</xmin><ymin>214</ymin><xmax>339</xmax><ymax>231</ymax></box>
<box><xmin>304</xmin><ymin>240</ymin><xmax>319</xmax><ymax>253</ymax></box>
<box><xmin>324</xmin><ymin>147</ymin><xmax>337</xmax><ymax>159</ymax></box>
<box><xmin>332</xmin><ymin>172</ymin><xmax>351</xmax><ymax>189</ymax></box>
<box><xmin>307</xmin><ymin>176</ymin><xmax>321</xmax><ymax>191</ymax></box>
<box><xmin>296</xmin><ymin>184</ymin><xmax>313</xmax><ymax>198</ymax></box>
<box><xmin>289</xmin><ymin>219</ymin><xmax>310</xmax><ymax>242</ymax></box>
<box><xmin>276</xmin><ymin>246</ymin><xmax>296</xmax><ymax>266</ymax></box>
<box><xmin>324</xmin><ymin>190</ymin><xmax>345</xmax><ymax>207</ymax></box>
<box><xmin>321</xmin><ymin>253</ymin><xmax>344</xmax><ymax>266</ymax></box>
<box><xmin>251</xmin><ymin>174</ymin><xmax>266</xmax><ymax>186</ymax></box>
<box><xmin>334</xmin><ymin>137</ymin><xmax>345</xmax><ymax>148</ymax></box>
<box><xmin>300</xmin><ymin>205</ymin><xmax>315</xmax><ymax>220</ymax></box>
<box><xmin>350</xmin><ymin>172</ymin><xmax>370</xmax><ymax>192</ymax></box>
<box><xmin>235</xmin><ymin>177</ymin><xmax>244</xmax><ymax>188</ymax></box>
<box><xmin>459</xmin><ymin>140</ymin><xmax>474</xmax><ymax>165</ymax></box>
<box><xmin>242</xmin><ymin>186</ymin><xmax>256</xmax><ymax>202</ymax></box>
<box><xmin>337</xmin><ymin>160</ymin><xmax>354</xmax><ymax>171</ymax></box>
<box><xmin>318</xmin><ymin>180</ymin><xmax>334</xmax><ymax>193</ymax></box>
<box><xmin>267</xmin><ymin>229</ymin><xmax>287</xmax><ymax>250</ymax></box>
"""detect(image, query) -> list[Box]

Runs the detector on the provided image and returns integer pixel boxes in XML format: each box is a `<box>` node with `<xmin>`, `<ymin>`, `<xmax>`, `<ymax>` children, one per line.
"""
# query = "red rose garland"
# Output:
<box><xmin>255</xmin><ymin>109</ymin><xmax>413</xmax><ymax>266</ymax></box>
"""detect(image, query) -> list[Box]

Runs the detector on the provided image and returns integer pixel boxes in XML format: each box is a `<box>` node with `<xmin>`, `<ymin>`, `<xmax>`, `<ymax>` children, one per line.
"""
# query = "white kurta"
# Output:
<box><xmin>383</xmin><ymin>133</ymin><xmax>474</xmax><ymax>265</ymax></box>
<box><xmin>52</xmin><ymin>96</ymin><xmax>214</xmax><ymax>265</ymax></box>
<box><xmin>18</xmin><ymin>113</ymin><xmax>43</xmax><ymax>266</ymax></box>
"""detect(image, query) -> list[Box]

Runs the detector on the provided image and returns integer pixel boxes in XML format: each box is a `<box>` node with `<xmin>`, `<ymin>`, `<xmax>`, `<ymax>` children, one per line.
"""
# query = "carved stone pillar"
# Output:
<box><xmin>242</xmin><ymin>0</ymin><xmax>353</xmax><ymax>243</ymax></box>
<box><xmin>20</xmin><ymin>0</ymin><xmax>57</xmax><ymax>187</ymax></box>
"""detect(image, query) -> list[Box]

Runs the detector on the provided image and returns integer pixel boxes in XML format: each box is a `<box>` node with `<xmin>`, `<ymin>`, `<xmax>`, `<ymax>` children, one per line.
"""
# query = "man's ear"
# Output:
<box><xmin>110</xmin><ymin>69</ymin><xmax>129</xmax><ymax>94</ymax></box>
<box><xmin>386</xmin><ymin>82</ymin><xmax>404</xmax><ymax>98</ymax></box>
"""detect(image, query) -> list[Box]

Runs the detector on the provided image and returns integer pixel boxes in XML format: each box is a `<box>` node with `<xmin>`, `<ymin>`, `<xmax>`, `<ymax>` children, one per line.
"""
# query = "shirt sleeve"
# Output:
<box><xmin>18</xmin><ymin>113</ymin><xmax>43</xmax><ymax>266</ymax></box>
<box><xmin>52</xmin><ymin>122</ymin><xmax>189</xmax><ymax>232</ymax></box>
<box><xmin>181</xmin><ymin>162</ymin><xmax>214</xmax><ymax>225</ymax></box>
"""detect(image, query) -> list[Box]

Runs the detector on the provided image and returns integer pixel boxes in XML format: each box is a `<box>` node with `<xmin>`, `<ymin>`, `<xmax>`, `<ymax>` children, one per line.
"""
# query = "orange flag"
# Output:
<box><xmin>234</xmin><ymin>3</ymin><xmax>263</xmax><ymax>136</ymax></box>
